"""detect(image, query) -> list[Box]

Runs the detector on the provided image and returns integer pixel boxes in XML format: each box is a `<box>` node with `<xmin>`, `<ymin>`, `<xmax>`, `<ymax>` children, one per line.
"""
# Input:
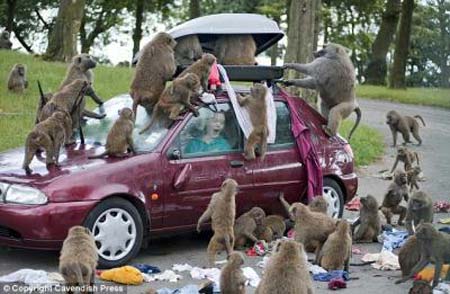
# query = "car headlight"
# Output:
<box><xmin>0</xmin><ymin>183</ymin><xmax>48</xmax><ymax>205</ymax></box>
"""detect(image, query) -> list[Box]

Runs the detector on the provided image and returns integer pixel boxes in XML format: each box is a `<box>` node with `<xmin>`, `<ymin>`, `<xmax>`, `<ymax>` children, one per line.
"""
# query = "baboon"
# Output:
<box><xmin>130</xmin><ymin>32</ymin><xmax>177</xmax><ymax>117</ymax></box>
<box><xmin>390</xmin><ymin>146</ymin><xmax>420</xmax><ymax>173</ymax></box>
<box><xmin>405</xmin><ymin>191</ymin><xmax>434</xmax><ymax>234</ymax></box>
<box><xmin>0</xmin><ymin>30</ymin><xmax>12</xmax><ymax>49</ymax></box>
<box><xmin>352</xmin><ymin>195</ymin><xmax>381</xmax><ymax>243</ymax></box>
<box><xmin>255</xmin><ymin>215</ymin><xmax>286</xmax><ymax>242</ymax></box>
<box><xmin>174</xmin><ymin>35</ymin><xmax>203</xmax><ymax>66</ymax></box>
<box><xmin>59</xmin><ymin>226</ymin><xmax>98</xmax><ymax>292</ymax></box>
<box><xmin>255</xmin><ymin>240</ymin><xmax>313</xmax><ymax>294</ymax></box>
<box><xmin>386</xmin><ymin>110</ymin><xmax>425</xmax><ymax>147</ymax></box>
<box><xmin>380</xmin><ymin>170</ymin><xmax>409</xmax><ymax>226</ymax></box>
<box><xmin>234</xmin><ymin>207</ymin><xmax>266</xmax><ymax>249</ymax></box>
<box><xmin>396</xmin><ymin>223</ymin><xmax>450</xmax><ymax>288</ymax></box>
<box><xmin>398</xmin><ymin>235</ymin><xmax>422</xmax><ymax>278</ymax></box>
<box><xmin>139</xmin><ymin>73</ymin><xmax>201</xmax><ymax>134</ymax></box>
<box><xmin>237</xmin><ymin>83</ymin><xmax>268</xmax><ymax>161</ymax></box>
<box><xmin>214</xmin><ymin>35</ymin><xmax>257</xmax><ymax>65</ymax></box>
<box><xmin>283</xmin><ymin>43</ymin><xmax>361</xmax><ymax>140</ymax></box>
<box><xmin>309</xmin><ymin>196</ymin><xmax>328</xmax><ymax>214</ymax></box>
<box><xmin>89</xmin><ymin>108</ymin><xmax>135</xmax><ymax>159</ymax></box>
<box><xmin>23</xmin><ymin>111</ymin><xmax>71</xmax><ymax>175</ymax></box>
<box><xmin>7</xmin><ymin>64</ymin><xmax>28</xmax><ymax>93</ymax></box>
<box><xmin>220</xmin><ymin>251</ymin><xmax>246</xmax><ymax>294</ymax></box>
<box><xmin>408</xmin><ymin>280</ymin><xmax>432</xmax><ymax>294</ymax></box>
<box><xmin>197</xmin><ymin>179</ymin><xmax>238</xmax><ymax>266</ymax></box>
<box><xmin>406</xmin><ymin>166</ymin><xmax>421</xmax><ymax>192</ymax></box>
<box><xmin>179</xmin><ymin>53</ymin><xmax>216</xmax><ymax>92</ymax></box>
<box><xmin>318</xmin><ymin>220</ymin><xmax>352</xmax><ymax>271</ymax></box>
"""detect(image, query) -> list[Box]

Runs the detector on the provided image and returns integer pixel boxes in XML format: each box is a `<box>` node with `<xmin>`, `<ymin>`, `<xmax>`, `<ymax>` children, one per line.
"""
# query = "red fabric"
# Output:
<box><xmin>285</xmin><ymin>96</ymin><xmax>323</xmax><ymax>201</ymax></box>
<box><xmin>345</xmin><ymin>197</ymin><xmax>361</xmax><ymax>211</ymax></box>
<box><xmin>208</xmin><ymin>61</ymin><xmax>221</xmax><ymax>88</ymax></box>
<box><xmin>328</xmin><ymin>278</ymin><xmax>347</xmax><ymax>290</ymax></box>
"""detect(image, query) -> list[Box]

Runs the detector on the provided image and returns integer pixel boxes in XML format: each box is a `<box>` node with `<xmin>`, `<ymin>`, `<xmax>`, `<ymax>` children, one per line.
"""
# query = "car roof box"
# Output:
<box><xmin>167</xmin><ymin>13</ymin><xmax>284</xmax><ymax>55</ymax></box>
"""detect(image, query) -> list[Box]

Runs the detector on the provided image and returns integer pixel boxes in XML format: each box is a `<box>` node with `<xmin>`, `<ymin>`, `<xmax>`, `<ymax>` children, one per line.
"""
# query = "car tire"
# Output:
<box><xmin>84</xmin><ymin>197</ymin><xmax>144</xmax><ymax>268</ymax></box>
<box><xmin>322</xmin><ymin>178</ymin><xmax>344</xmax><ymax>219</ymax></box>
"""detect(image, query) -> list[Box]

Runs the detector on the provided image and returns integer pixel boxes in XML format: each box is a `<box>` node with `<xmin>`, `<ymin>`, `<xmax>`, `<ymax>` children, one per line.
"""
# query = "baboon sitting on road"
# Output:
<box><xmin>352</xmin><ymin>195</ymin><xmax>381</xmax><ymax>243</ymax></box>
<box><xmin>220</xmin><ymin>251</ymin><xmax>246</xmax><ymax>294</ymax></box>
<box><xmin>405</xmin><ymin>191</ymin><xmax>434</xmax><ymax>234</ymax></box>
<box><xmin>380</xmin><ymin>170</ymin><xmax>409</xmax><ymax>226</ymax></box>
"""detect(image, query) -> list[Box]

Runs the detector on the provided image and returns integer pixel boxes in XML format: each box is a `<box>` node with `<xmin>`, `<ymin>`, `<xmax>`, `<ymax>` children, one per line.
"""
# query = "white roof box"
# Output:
<box><xmin>167</xmin><ymin>13</ymin><xmax>284</xmax><ymax>55</ymax></box>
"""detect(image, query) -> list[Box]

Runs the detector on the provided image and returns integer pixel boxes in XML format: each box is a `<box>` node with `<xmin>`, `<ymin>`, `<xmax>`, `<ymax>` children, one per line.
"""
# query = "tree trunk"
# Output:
<box><xmin>313</xmin><ymin>0</ymin><xmax>321</xmax><ymax>51</ymax></box>
<box><xmin>284</xmin><ymin>0</ymin><xmax>317</xmax><ymax>104</ymax></box>
<box><xmin>437</xmin><ymin>0</ymin><xmax>450</xmax><ymax>88</ymax></box>
<box><xmin>80</xmin><ymin>11</ymin><xmax>105</xmax><ymax>54</ymax></box>
<box><xmin>365</xmin><ymin>0</ymin><xmax>401</xmax><ymax>85</ymax></box>
<box><xmin>189</xmin><ymin>0</ymin><xmax>201</xmax><ymax>19</ymax></box>
<box><xmin>45</xmin><ymin>0</ymin><xmax>86</xmax><ymax>62</ymax></box>
<box><xmin>6</xmin><ymin>0</ymin><xmax>16</xmax><ymax>33</ymax></box>
<box><xmin>389</xmin><ymin>0</ymin><xmax>415</xmax><ymax>89</ymax></box>
<box><xmin>132</xmin><ymin>0</ymin><xmax>145</xmax><ymax>62</ymax></box>
<box><xmin>269</xmin><ymin>45</ymin><xmax>278</xmax><ymax>66</ymax></box>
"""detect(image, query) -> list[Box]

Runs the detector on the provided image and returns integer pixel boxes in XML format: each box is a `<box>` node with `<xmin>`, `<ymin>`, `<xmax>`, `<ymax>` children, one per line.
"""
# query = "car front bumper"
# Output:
<box><xmin>0</xmin><ymin>201</ymin><xmax>98</xmax><ymax>250</ymax></box>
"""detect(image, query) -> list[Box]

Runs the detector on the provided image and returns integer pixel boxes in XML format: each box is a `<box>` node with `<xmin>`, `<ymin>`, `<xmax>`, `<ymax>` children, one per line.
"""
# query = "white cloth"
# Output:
<box><xmin>433</xmin><ymin>283</ymin><xmax>450</xmax><ymax>294</ymax></box>
<box><xmin>189</xmin><ymin>267</ymin><xmax>221</xmax><ymax>286</ymax></box>
<box><xmin>361</xmin><ymin>250</ymin><xmax>400</xmax><ymax>271</ymax></box>
<box><xmin>172</xmin><ymin>263</ymin><xmax>193</xmax><ymax>272</ymax></box>
<box><xmin>144</xmin><ymin>270</ymin><xmax>182</xmax><ymax>283</ymax></box>
<box><xmin>0</xmin><ymin>269</ymin><xmax>61</xmax><ymax>287</ymax></box>
<box><xmin>217</xmin><ymin>64</ymin><xmax>277</xmax><ymax>144</ymax></box>
<box><xmin>242</xmin><ymin>267</ymin><xmax>261</xmax><ymax>288</ymax></box>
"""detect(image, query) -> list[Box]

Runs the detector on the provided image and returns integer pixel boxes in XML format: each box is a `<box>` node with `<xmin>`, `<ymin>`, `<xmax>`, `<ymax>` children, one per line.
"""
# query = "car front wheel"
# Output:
<box><xmin>322</xmin><ymin>178</ymin><xmax>344</xmax><ymax>219</ymax></box>
<box><xmin>84</xmin><ymin>197</ymin><xmax>144</xmax><ymax>268</ymax></box>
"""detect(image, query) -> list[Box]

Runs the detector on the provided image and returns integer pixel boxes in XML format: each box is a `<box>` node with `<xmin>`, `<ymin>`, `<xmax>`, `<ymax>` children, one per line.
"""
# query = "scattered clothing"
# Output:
<box><xmin>133</xmin><ymin>264</ymin><xmax>161</xmax><ymax>274</ymax></box>
<box><xmin>433</xmin><ymin>283</ymin><xmax>450</xmax><ymax>294</ymax></box>
<box><xmin>308</xmin><ymin>264</ymin><xmax>328</xmax><ymax>275</ymax></box>
<box><xmin>345</xmin><ymin>197</ymin><xmax>361</xmax><ymax>211</ymax></box>
<box><xmin>256</xmin><ymin>256</ymin><xmax>270</xmax><ymax>268</ymax></box>
<box><xmin>245</xmin><ymin>241</ymin><xmax>267</xmax><ymax>256</ymax></box>
<box><xmin>100</xmin><ymin>265</ymin><xmax>143</xmax><ymax>285</ymax></box>
<box><xmin>189</xmin><ymin>267</ymin><xmax>221</xmax><ymax>286</ymax></box>
<box><xmin>287</xmin><ymin>229</ymin><xmax>295</xmax><ymax>239</ymax></box>
<box><xmin>208</xmin><ymin>62</ymin><xmax>221</xmax><ymax>90</ymax></box>
<box><xmin>172</xmin><ymin>264</ymin><xmax>193</xmax><ymax>272</ymax></box>
<box><xmin>145</xmin><ymin>270</ymin><xmax>182</xmax><ymax>283</ymax></box>
<box><xmin>0</xmin><ymin>269</ymin><xmax>62</xmax><ymax>287</ymax></box>
<box><xmin>157</xmin><ymin>284</ymin><xmax>199</xmax><ymax>294</ymax></box>
<box><xmin>439</xmin><ymin>218</ymin><xmax>450</xmax><ymax>224</ymax></box>
<box><xmin>434</xmin><ymin>201</ymin><xmax>450</xmax><ymax>213</ymax></box>
<box><xmin>415</xmin><ymin>265</ymin><xmax>450</xmax><ymax>282</ymax></box>
<box><xmin>439</xmin><ymin>227</ymin><xmax>450</xmax><ymax>234</ymax></box>
<box><xmin>328</xmin><ymin>278</ymin><xmax>347</xmax><ymax>290</ymax></box>
<box><xmin>313</xmin><ymin>270</ymin><xmax>349</xmax><ymax>282</ymax></box>
<box><xmin>362</xmin><ymin>250</ymin><xmax>400</xmax><ymax>271</ymax></box>
<box><xmin>381</xmin><ymin>229</ymin><xmax>409</xmax><ymax>251</ymax></box>
<box><xmin>242</xmin><ymin>267</ymin><xmax>261</xmax><ymax>288</ymax></box>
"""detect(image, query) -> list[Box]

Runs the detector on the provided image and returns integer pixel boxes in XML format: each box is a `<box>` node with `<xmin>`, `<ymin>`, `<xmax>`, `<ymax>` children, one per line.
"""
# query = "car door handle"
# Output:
<box><xmin>230</xmin><ymin>160</ymin><xmax>244</xmax><ymax>168</ymax></box>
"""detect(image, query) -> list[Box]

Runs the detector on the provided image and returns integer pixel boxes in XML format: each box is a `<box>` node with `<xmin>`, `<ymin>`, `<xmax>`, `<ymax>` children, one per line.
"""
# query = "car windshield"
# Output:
<box><xmin>82</xmin><ymin>94</ymin><xmax>168</xmax><ymax>152</ymax></box>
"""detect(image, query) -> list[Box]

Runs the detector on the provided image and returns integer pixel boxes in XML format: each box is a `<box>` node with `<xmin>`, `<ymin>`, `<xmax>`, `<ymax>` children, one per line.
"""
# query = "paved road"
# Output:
<box><xmin>0</xmin><ymin>99</ymin><xmax>449</xmax><ymax>294</ymax></box>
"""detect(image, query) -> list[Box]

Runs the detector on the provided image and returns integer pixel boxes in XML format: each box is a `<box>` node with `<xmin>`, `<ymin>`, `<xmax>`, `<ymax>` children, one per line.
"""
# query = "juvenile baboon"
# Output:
<box><xmin>255</xmin><ymin>240</ymin><xmax>313</xmax><ymax>294</ymax></box>
<box><xmin>130</xmin><ymin>32</ymin><xmax>177</xmax><ymax>117</ymax></box>
<box><xmin>89</xmin><ymin>108</ymin><xmax>135</xmax><ymax>159</ymax></box>
<box><xmin>390</xmin><ymin>146</ymin><xmax>420</xmax><ymax>173</ymax></box>
<box><xmin>174</xmin><ymin>35</ymin><xmax>203</xmax><ymax>66</ymax></box>
<box><xmin>318</xmin><ymin>220</ymin><xmax>352</xmax><ymax>271</ymax></box>
<box><xmin>59</xmin><ymin>226</ymin><xmax>98</xmax><ymax>292</ymax></box>
<box><xmin>396</xmin><ymin>223</ymin><xmax>450</xmax><ymax>288</ymax></box>
<box><xmin>23</xmin><ymin>111</ymin><xmax>71</xmax><ymax>174</ymax></box>
<box><xmin>220</xmin><ymin>251</ymin><xmax>246</xmax><ymax>294</ymax></box>
<box><xmin>309</xmin><ymin>196</ymin><xmax>328</xmax><ymax>214</ymax></box>
<box><xmin>234</xmin><ymin>207</ymin><xmax>266</xmax><ymax>249</ymax></box>
<box><xmin>0</xmin><ymin>30</ymin><xmax>12</xmax><ymax>49</ymax></box>
<box><xmin>398</xmin><ymin>235</ymin><xmax>422</xmax><ymax>278</ymax></box>
<box><xmin>406</xmin><ymin>166</ymin><xmax>421</xmax><ymax>192</ymax></box>
<box><xmin>7</xmin><ymin>64</ymin><xmax>28</xmax><ymax>93</ymax></box>
<box><xmin>179</xmin><ymin>53</ymin><xmax>216</xmax><ymax>92</ymax></box>
<box><xmin>352</xmin><ymin>195</ymin><xmax>381</xmax><ymax>243</ymax></box>
<box><xmin>283</xmin><ymin>43</ymin><xmax>361</xmax><ymax>140</ymax></box>
<box><xmin>255</xmin><ymin>215</ymin><xmax>286</xmax><ymax>242</ymax></box>
<box><xmin>214</xmin><ymin>35</ymin><xmax>256</xmax><ymax>65</ymax></box>
<box><xmin>197</xmin><ymin>179</ymin><xmax>238</xmax><ymax>266</ymax></box>
<box><xmin>405</xmin><ymin>191</ymin><xmax>434</xmax><ymax>234</ymax></box>
<box><xmin>237</xmin><ymin>83</ymin><xmax>268</xmax><ymax>161</ymax></box>
<box><xmin>380</xmin><ymin>170</ymin><xmax>409</xmax><ymax>226</ymax></box>
<box><xmin>386</xmin><ymin>110</ymin><xmax>425</xmax><ymax>147</ymax></box>
<box><xmin>139</xmin><ymin>73</ymin><xmax>201</xmax><ymax>134</ymax></box>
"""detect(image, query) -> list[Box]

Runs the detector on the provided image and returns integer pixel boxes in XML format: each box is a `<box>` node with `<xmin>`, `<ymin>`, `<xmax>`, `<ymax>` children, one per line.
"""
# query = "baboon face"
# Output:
<box><xmin>16</xmin><ymin>64</ymin><xmax>26</xmax><ymax>76</ymax></box>
<box><xmin>202</xmin><ymin>53</ymin><xmax>216</xmax><ymax>65</ymax></box>
<box><xmin>221</xmin><ymin>178</ymin><xmax>238</xmax><ymax>194</ymax></box>
<box><xmin>386</xmin><ymin>110</ymin><xmax>399</xmax><ymax>125</ymax></box>
<box><xmin>361</xmin><ymin>195</ymin><xmax>378</xmax><ymax>210</ymax></box>
<box><xmin>228</xmin><ymin>251</ymin><xmax>245</xmax><ymax>265</ymax></box>
<box><xmin>313</xmin><ymin>43</ymin><xmax>347</xmax><ymax>59</ymax></box>
<box><xmin>394</xmin><ymin>170</ymin><xmax>407</xmax><ymax>185</ymax></box>
<box><xmin>250</xmin><ymin>83</ymin><xmax>266</xmax><ymax>98</ymax></box>
<box><xmin>119</xmin><ymin>107</ymin><xmax>134</xmax><ymax>120</ymax></box>
<box><xmin>397</xmin><ymin>146</ymin><xmax>407</xmax><ymax>156</ymax></box>
<box><xmin>250</xmin><ymin>207</ymin><xmax>266</xmax><ymax>225</ymax></box>
<box><xmin>415</xmin><ymin>223</ymin><xmax>435</xmax><ymax>240</ymax></box>
<box><xmin>154</xmin><ymin>32</ymin><xmax>177</xmax><ymax>48</ymax></box>
<box><xmin>73</xmin><ymin>53</ymin><xmax>96</xmax><ymax>70</ymax></box>
<box><xmin>290</xmin><ymin>202</ymin><xmax>308</xmax><ymax>218</ymax></box>
<box><xmin>410</xmin><ymin>192</ymin><xmax>428</xmax><ymax>211</ymax></box>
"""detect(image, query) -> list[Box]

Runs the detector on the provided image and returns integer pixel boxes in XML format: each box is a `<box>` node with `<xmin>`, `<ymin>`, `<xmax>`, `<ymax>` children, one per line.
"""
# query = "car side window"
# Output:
<box><xmin>172</xmin><ymin>103</ymin><xmax>242</xmax><ymax>158</ymax></box>
<box><xmin>272</xmin><ymin>101</ymin><xmax>295</xmax><ymax>146</ymax></box>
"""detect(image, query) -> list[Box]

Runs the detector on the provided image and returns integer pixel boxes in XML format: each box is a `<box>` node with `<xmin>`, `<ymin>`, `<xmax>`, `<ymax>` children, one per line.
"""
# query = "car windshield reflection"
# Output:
<box><xmin>83</xmin><ymin>94</ymin><xmax>169</xmax><ymax>152</ymax></box>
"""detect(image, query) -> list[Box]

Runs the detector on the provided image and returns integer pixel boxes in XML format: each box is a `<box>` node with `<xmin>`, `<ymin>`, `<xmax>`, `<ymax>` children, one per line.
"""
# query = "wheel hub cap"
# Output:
<box><xmin>323</xmin><ymin>187</ymin><xmax>340</xmax><ymax>218</ymax></box>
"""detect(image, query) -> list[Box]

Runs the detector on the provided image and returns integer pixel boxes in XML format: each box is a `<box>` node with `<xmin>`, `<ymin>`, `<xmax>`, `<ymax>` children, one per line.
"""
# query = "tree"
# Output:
<box><xmin>389</xmin><ymin>0</ymin><xmax>415</xmax><ymax>88</ymax></box>
<box><xmin>284</xmin><ymin>0</ymin><xmax>317</xmax><ymax>104</ymax></box>
<box><xmin>132</xmin><ymin>0</ymin><xmax>145</xmax><ymax>60</ymax></box>
<box><xmin>365</xmin><ymin>0</ymin><xmax>401</xmax><ymax>85</ymax></box>
<box><xmin>45</xmin><ymin>0</ymin><xmax>86</xmax><ymax>61</ymax></box>
<box><xmin>189</xmin><ymin>0</ymin><xmax>201</xmax><ymax>19</ymax></box>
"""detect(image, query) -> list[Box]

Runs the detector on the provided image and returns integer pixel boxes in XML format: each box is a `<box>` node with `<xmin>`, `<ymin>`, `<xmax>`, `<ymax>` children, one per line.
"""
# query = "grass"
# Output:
<box><xmin>356</xmin><ymin>85</ymin><xmax>450</xmax><ymax>109</ymax></box>
<box><xmin>0</xmin><ymin>50</ymin><xmax>133</xmax><ymax>151</ymax></box>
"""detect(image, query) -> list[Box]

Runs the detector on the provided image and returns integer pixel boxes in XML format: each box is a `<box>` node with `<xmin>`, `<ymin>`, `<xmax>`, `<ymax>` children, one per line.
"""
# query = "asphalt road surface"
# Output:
<box><xmin>0</xmin><ymin>98</ymin><xmax>449</xmax><ymax>294</ymax></box>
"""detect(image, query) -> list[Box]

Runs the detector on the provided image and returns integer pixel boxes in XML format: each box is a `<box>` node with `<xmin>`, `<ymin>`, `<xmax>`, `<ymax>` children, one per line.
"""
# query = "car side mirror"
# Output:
<box><xmin>168</xmin><ymin>148</ymin><xmax>181</xmax><ymax>160</ymax></box>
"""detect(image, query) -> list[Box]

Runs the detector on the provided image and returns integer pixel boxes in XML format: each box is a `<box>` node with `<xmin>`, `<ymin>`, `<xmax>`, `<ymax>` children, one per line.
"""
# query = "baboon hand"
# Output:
<box><xmin>196</xmin><ymin>223</ymin><xmax>201</xmax><ymax>233</ymax></box>
<box><xmin>283</xmin><ymin>63</ymin><xmax>295</xmax><ymax>70</ymax></box>
<box><xmin>280</xmin><ymin>80</ymin><xmax>293</xmax><ymax>86</ymax></box>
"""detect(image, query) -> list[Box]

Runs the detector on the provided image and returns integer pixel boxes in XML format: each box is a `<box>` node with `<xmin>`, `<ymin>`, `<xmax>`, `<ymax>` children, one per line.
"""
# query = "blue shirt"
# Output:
<box><xmin>184</xmin><ymin>137</ymin><xmax>231</xmax><ymax>154</ymax></box>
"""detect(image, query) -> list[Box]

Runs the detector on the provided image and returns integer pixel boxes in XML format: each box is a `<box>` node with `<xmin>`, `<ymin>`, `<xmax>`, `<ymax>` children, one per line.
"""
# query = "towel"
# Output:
<box><xmin>217</xmin><ymin>64</ymin><xmax>276</xmax><ymax>144</ymax></box>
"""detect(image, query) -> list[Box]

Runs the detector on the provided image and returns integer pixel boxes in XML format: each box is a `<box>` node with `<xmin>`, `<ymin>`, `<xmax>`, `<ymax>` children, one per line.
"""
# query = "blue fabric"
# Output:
<box><xmin>132</xmin><ymin>264</ymin><xmax>161</xmax><ymax>274</ymax></box>
<box><xmin>313</xmin><ymin>270</ymin><xmax>349</xmax><ymax>282</ymax></box>
<box><xmin>439</xmin><ymin>227</ymin><xmax>450</xmax><ymax>234</ymax></box>
<box><xmin>382</xmin><ymin>229</ymin><xmax>409</xmax><ymax>251</ymax></box>
<box><xmin>184</xmin><ymin>137</ymin><xmax>231</xmax><ymax>154</ymax></box>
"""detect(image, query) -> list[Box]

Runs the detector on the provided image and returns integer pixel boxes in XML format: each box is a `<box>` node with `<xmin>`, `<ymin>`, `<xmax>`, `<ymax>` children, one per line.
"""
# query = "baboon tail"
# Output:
<box><xmin>414</xmin><ymin>115</ymin><xmax>426</xmax><ymax>127</ymax></box>
<box><xmin>88</xmin><ymin>151</ymin><xmax>108</xmax><ymax>159</ymax></box>
<box><xmin>37</xmin><ymin>80</ymin><xmax>45</xmax><ymax>105</ymax></box>
<box><xmin>347</xmin><ymin>107</ymin><xmax>362</xmax><ymax>141</ymax></box>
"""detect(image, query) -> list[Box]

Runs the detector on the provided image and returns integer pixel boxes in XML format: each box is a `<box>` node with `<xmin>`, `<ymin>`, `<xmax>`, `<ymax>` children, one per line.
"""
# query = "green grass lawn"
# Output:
<box><xmin>357</xmin><ymin>85</ymin><xmax>450</xmax><ymax>109</ymax></box>
<box><xmin>0</xmin><ymin>50</ymin><xmax>384</xmax><ymax>166</ymax></box>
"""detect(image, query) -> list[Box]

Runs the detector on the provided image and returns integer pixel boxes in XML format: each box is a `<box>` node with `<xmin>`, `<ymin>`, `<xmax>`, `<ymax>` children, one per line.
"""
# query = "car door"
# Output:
<box><xmin>161</xmin><ymin>102</ymin><xmax>253</xmax><ymax>229</ymax></box>
<box><xmin>247</xmin><ymin>100</ymin><xmax>307</xmax><ymax>215</ymax></box>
